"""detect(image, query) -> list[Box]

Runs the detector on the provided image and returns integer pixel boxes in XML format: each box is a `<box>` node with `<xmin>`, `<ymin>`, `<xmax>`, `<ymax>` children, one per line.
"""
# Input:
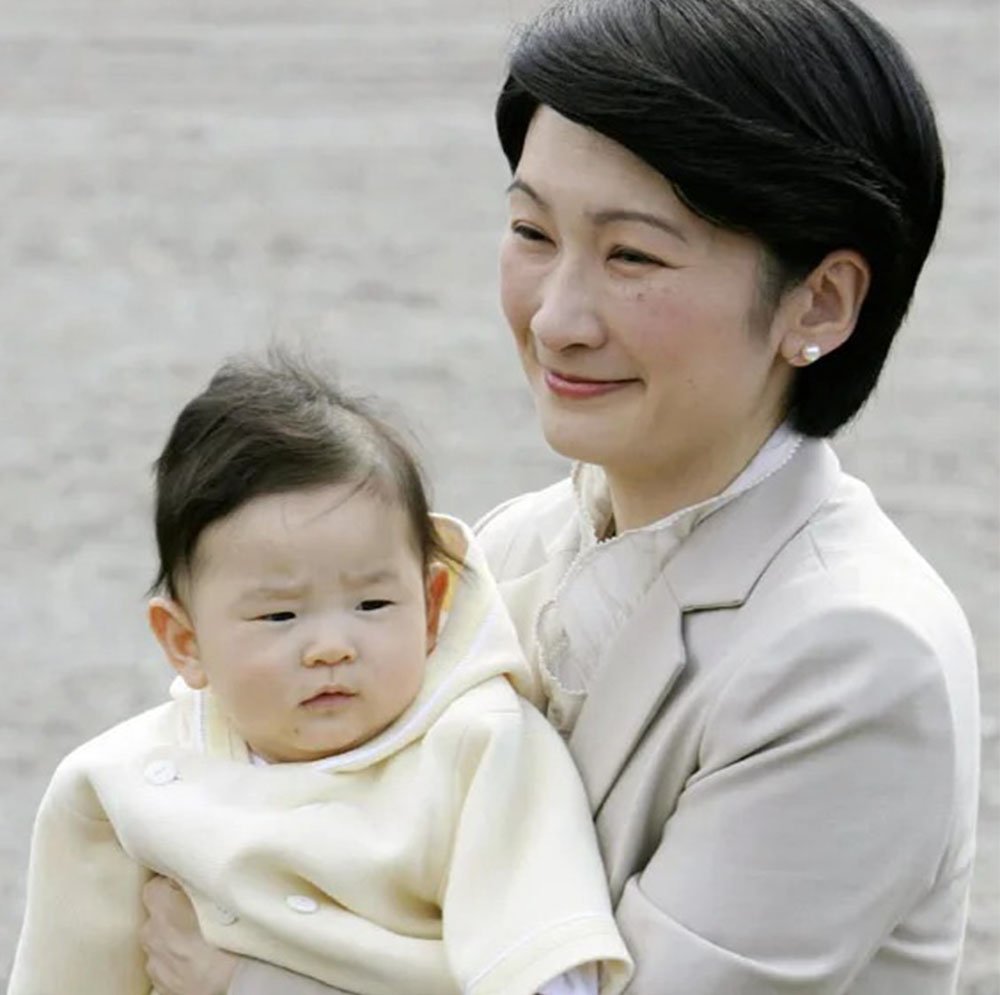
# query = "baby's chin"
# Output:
<box><xmin>248</xmin><ymin>720</ymin><xmax>393</xmax><ymax>764</ymax></box>
<box><xmin>250</xmin><ymin>741</ymin><xmax>358</xmax><ymax>764</ymax></box>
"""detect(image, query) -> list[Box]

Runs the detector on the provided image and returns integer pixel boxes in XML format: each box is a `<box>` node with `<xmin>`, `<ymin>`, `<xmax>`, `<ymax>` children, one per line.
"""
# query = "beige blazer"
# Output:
<box><xmin>231</xmin><ymin>440</ymin><xmax>979</xmax><ymax>995</ymax></box>
<box><xmin>477</xmin><ymin>438</ymin><xmax>979</xmax><ymax>994</ymax></box>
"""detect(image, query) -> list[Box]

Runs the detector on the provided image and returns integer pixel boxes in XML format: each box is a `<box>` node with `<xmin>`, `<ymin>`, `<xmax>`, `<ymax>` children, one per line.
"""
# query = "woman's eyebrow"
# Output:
<box><xmin>589</xmin><ymin>208</ymin><xmax>689</xmax><ymax>244</ymax></box>
<box><xmin>506</xmin><ymin>179</ymin><xmax>688</xmax><ymax>243</ymax></box>
<box><xmin>506</xmin><ymin>177</ymin><xmax>549</xmax><ymax>207</ymax></box>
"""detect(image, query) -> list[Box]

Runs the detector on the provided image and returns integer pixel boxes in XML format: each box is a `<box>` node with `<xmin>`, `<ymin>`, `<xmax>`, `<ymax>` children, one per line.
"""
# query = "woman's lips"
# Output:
<box><xmin>543</xmin><ymin>368</ymin><xmax>638</xmax><ymax>399</ymax></box>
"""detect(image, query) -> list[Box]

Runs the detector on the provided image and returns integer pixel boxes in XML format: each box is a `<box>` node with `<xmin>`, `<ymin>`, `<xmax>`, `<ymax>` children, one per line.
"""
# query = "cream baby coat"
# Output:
<box><xmin>9</xmin><ymin>518</ymin><xmax>632</xmax><ymax>995</ymax></box>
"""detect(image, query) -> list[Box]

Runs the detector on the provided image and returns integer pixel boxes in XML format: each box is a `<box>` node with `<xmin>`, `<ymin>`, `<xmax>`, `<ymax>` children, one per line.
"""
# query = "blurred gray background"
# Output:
<box><xmin>1</xmin><ymin>0</ymin><xmax>997</xmax><ymax>990</ymax></box>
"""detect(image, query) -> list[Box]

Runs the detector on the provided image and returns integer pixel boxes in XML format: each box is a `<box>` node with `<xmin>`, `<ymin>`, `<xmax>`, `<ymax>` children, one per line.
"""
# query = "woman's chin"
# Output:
<box><xmin>538</xmin><ymin>420</ymin><xmax>618</xmax><ymax>467</ymax></box>
<box><xmin>532</xmin><ymin>383</ymin><xmax>645</xmax><ymax>469</ymax></box>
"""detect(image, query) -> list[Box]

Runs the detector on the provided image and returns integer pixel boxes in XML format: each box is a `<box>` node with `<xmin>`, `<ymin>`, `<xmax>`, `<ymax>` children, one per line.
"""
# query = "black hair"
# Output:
<box><xmin>496</xmin><ymin>0</ymin><xmax>944</xmax><ymax>436</ymax></box>
<box><xmin>151</xmin><ymin>351</ymin><xmax>449</xmax><ymax>600</ymax></box>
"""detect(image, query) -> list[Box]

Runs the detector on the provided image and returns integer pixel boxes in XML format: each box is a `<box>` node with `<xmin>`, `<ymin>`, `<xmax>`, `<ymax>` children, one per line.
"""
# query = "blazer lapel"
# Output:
<box><xmin>566</xmin><ymin>439</ymin><xmax>842</xmax><ymax>814</ymax></box>
<box><xmin>665</xmin><ymin>438</ymin><xmax>842</xmax><ymax>608</ymax></box>
<box><xmin>568</xmin><ymin>573</ymin><xmax>687</xmax><ymax>813</ymax></box>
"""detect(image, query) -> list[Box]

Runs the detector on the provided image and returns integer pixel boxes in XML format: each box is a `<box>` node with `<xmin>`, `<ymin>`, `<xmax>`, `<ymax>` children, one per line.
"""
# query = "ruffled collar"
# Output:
<box><xmin>535</xmin><ymin>423</ymin><xmax>805</xmax><ymax>733</ymax></box>
<box><xmin>571</xmin><ymin>421</ymin><xmax>804</xmax><ymax>548</ymax></box>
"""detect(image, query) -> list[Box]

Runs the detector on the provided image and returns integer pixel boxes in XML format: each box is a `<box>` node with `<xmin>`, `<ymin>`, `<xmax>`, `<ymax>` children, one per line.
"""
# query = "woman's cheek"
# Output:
<box><xmin>619</xmin><ymin>286</ymin><xmax>688</xmax><ymax>356</ymax></box>
<box><xmin>499</xmin><ymin>243</ymin><xmax>536</xmax><ymax>327</ymax></box>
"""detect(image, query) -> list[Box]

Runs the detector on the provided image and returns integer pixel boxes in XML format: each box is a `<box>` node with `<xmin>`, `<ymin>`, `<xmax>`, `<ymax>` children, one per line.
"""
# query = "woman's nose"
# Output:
<box><xmin>529</xmin><ymin>259</ymin><xmax>605</xmax><ymax>352</ymax></box>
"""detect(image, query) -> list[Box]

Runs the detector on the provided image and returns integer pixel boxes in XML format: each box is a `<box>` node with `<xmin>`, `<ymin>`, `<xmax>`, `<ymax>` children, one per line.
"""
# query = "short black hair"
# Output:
<box><xmin>151</xmin><ymin>351</ymin><xmax>447</xmax><ymax>600</ymax></box>
<box><xmin>496</xmin><ymin>0</ymin><xmax>945</xmax><ymax>436</ymax></box>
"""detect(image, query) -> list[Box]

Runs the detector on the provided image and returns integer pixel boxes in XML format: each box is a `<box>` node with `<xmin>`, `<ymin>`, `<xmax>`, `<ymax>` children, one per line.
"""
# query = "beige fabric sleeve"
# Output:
<box><xmin>617</xmin><ymin>606</ymin><xmax>960</xmax><ymax>994</ymax></box>
<box><xmin>8</xmin><ymin>760</ymin><xmax>152</xmax><ymax>994</ymax></box>
<box><xmin>440</xmin><ymin>704</ymin><xmax>631</xmax><ymax>995</ymax></box>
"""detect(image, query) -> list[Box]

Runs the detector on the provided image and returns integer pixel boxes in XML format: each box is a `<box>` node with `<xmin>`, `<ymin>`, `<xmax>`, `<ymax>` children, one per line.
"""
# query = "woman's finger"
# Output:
<box><xmin>139</xmin><ymin>875</ymin><xmax>238</xmax><ymax>995</ymax></box>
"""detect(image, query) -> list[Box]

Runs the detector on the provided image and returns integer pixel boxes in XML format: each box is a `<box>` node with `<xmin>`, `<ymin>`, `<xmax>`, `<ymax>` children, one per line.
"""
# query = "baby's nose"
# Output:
<box><xmin>303</xmin><ymin>631</ymin><xmax>356</xmax><ymax>668</ymax></box>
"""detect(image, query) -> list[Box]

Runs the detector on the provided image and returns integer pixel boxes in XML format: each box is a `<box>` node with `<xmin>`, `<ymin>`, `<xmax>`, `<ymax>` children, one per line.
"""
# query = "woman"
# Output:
<box><xmin>140</xmin><ymin>0</ymin><xmax>980</xmax><ymax>992</ymax></box>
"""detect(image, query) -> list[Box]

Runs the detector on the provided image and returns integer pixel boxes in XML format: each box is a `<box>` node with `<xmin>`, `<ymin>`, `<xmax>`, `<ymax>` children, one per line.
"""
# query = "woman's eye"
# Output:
<box><xmin>610</xmin><ymin>247</ymin><xmax>662</xmax><ymax>266</ymax></box>
<box><xmin>257</xmin><ymin>611</ymin><xmax>296</xmax><ymax>622</ymax></box>
<box><xmin>511</xmin><ymin>222</ymin><xmax>551</xmax><ymax>244</ymax></box>
<box><xmin>358</xmin><ymin>599</ymin><xmax>393</xmax><ymax>612</ymax></box>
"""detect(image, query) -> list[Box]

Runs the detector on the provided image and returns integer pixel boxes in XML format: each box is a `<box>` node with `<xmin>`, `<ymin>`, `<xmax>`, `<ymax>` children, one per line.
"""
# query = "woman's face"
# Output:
<box><xmin>500</xmin><ymin>107</ymin><xmax>795</xmax><ymax>519</ymax></box>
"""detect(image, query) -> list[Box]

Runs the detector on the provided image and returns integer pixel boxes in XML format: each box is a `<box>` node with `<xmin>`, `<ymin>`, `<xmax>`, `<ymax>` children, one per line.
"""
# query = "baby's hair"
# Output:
<box><xmin>151</xmin><ymin>350</ymin><xmax>452</xmax><ymax>601</ymax></box>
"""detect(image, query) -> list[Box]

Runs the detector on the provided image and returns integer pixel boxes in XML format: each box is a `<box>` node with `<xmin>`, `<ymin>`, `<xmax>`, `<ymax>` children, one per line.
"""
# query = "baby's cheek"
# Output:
<box><xmin>229</xmin><ymin>667</ymin><xmax>283</xmax><ymax>716</ymax></box>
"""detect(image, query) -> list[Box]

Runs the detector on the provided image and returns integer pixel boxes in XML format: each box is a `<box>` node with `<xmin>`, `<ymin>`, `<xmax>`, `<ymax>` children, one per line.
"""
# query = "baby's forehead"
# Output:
<box><xmin>214</xmin><ymin>484</ymin><xmax>407</xmax><ymax>540</ymax></box>
<box><xmin>187</xmin><ymin>486</ymin><xmax>421</xmax><ymax>584</ymax></box>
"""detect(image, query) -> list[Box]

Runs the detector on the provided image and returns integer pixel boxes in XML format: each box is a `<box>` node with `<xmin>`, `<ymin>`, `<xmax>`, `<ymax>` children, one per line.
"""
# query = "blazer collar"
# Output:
<box><xmin>664</xmin><ymin>438</ymin><xmax>841</xmax><ymax>609</ymax></box>
<box><xmin>545</xmin><ymin>438</ymin><xmax>842</xmax><ymax>608</ymax></box>
<box><xmin>567</xmin><ymin>439</ymin><xmax>842</xmax><ymax>812</ymax></box>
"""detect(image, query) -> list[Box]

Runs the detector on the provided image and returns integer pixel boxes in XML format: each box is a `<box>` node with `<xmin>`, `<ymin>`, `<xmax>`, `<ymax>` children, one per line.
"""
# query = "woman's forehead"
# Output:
<box><xmin>515</xmin><ymin>107</ymin><xmax>684</xmax><ymax>210</ymax></box>
<box><xmin>512</xmin><ymin>106</ymin><xmax>716</xmax><ymax>246</ymax></box>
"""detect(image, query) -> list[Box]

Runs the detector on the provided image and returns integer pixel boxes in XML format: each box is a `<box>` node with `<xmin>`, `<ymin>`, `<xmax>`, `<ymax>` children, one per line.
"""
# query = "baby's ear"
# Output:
<box><xmin>148</xmin><ymin>597</ymin><xmax>207</xmax><ymax>690</ymax></box>
<box><xmin>424</xmin><ymin>563</ymin><xmax>450</xmax><ymax>655</ymax></box>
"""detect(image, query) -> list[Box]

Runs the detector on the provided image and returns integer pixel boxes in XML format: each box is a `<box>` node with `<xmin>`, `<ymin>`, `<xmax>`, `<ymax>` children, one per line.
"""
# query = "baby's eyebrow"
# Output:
<box><xmin>236</xmin><ymin>568</ymin><xmax>400</xmax><ymax>600</ymax></box>
<box><xmin>238</xmin><ymin>582</ymin><xmax>306</xmax><ymax>600</ymax></box>
<box><xmin>341</xmin><ymin>568</ymin><xmax>399</xmax><ymax>587</ymax></box>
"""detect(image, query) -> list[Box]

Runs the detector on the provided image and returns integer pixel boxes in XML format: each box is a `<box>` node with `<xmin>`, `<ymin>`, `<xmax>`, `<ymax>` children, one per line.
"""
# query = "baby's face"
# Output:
<box><xmin>175</xmin><ymin>484</ymin><xmax>443</xmax><ymax>762</ymax></box>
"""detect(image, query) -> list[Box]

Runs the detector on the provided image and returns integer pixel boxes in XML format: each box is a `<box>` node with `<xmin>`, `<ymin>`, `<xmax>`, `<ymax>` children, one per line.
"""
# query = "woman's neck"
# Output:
<box><xmin>605</xmin><ymin>415</ymin><xmax>784</xmax><ymax>533</ymax></box>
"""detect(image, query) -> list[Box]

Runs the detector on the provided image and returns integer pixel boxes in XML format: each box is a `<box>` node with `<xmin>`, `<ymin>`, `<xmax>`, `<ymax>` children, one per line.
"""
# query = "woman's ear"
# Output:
<box><xmin>424</xmin><ymin>563</ymin><xmax>451</xmax><ymax>655</ymax></box>
<box><xmin>778</xmin><ymin>249</ymin><xmax>871</xmax><ymax>366</ymax></box>
<box><xmin>148</xmin><ymin>596</ymin><xmax>208</xmax><ymax>690</ymax></box>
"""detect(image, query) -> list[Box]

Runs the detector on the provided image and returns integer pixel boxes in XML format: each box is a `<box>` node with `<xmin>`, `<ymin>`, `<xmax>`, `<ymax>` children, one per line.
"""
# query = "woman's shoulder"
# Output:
<box><xmin>794</xmin><ymin>471</ymin><xmax>971</xmax><ymax>634</ymax></box>
<box><xmin>742</xmin><ymin>468</ymin><xmax>977</xmax><ymax>705</ymax></box>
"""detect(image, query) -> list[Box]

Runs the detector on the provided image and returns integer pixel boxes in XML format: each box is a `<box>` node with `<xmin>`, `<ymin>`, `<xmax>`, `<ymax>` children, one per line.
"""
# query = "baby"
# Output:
<box><xmin>10</xmin><ymin>354</ymin><xmax>632</xmax><ymax>995</ymax></box>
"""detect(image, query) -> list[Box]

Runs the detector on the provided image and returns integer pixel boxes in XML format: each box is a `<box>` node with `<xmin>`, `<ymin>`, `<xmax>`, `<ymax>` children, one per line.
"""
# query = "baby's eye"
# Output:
<box><xmin>358</xmin><ymin>599</ymin><xmax>393</xmax><ymax>612</ymax></box>
<box><xmin>257</xmin><ymin>611</ymin><xmax>296</xmax><ymax>622</ymax></box>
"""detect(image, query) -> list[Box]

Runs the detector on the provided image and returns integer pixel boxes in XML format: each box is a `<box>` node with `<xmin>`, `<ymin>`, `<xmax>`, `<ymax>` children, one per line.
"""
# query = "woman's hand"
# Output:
<box><xmin>140</xmin><ymin>877</ymin><xmax>239</xmax><ymax>995</ymax></box>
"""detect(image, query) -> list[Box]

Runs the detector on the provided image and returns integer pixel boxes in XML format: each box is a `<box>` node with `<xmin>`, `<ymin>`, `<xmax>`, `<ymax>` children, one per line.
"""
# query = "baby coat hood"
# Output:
<box><xmin>170</xmin><ymin>514</ymin><xmax>535</xmax><ymax>773</ymax></box>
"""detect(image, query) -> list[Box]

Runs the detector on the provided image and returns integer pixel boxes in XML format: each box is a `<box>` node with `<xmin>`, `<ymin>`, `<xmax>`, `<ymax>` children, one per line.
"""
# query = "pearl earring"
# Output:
<box><xmin>801</xmin><ymin>343</ymin><xmax>822</xmax><ymax>364</ymax></box>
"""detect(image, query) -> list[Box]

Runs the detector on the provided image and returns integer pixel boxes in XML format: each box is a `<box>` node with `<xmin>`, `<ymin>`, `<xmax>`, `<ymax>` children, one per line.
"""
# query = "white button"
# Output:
<box><xmin>285</xmin><ymin>894</ymin><xmax>319</xmax><ymax>914</ymax></box>
<box><xmin>215</xmin><ymin>904</ymin><xmax>238</xmax><ymax>926</ymax></box>
<box><xmin>144</xmin><ymin>760</ymin><xmax>179</xmax><ymax>785</ymax></box>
